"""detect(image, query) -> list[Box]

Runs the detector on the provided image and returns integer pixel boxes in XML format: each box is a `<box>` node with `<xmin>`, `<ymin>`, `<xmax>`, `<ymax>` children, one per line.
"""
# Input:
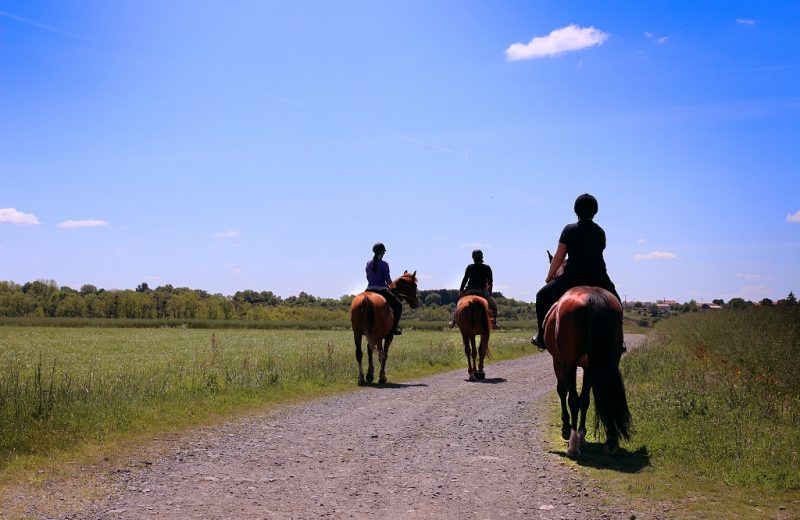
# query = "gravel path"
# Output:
<box><xmin>62</xmin><ymin>334</ymin><xmax>657</xmax><ymax>520</ymax></box>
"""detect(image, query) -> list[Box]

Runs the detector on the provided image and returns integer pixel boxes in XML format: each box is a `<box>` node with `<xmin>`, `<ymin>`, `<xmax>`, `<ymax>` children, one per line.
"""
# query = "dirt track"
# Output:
<box><xmin>60</xmin><ymin>334</ymin><xmax>656</xmax><ymax>520</ymax></box>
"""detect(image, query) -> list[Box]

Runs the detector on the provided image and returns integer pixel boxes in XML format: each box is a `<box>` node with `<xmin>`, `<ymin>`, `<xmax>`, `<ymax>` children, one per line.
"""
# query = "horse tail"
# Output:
<box><xmin>361</xmin><ymin>296</ymin><xmax>374</xmax><ymax>337</ymax></box>
<box><xmin>471</xmin><ymin>298</ymin><xmax>491</xmax><ymax>358</ymax></box>
<box><xmin>586</xmin><ymin>291</ymin><xmax>631</xmax><ymax>441</ymax></box>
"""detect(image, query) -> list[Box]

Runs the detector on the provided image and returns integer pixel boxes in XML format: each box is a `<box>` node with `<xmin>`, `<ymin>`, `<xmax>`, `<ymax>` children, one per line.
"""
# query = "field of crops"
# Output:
<box><xmin>0</xmin><ymin>326</ymin><xmax>536</xmax><ymax>474</ymax></box>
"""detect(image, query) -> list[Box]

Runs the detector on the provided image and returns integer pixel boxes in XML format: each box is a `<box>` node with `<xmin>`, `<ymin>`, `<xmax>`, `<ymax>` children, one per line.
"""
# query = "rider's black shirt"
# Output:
<box><xmin>460</xmin><ymin>263</ymin><xmax>493</xmax><ymax>292</ymax></box>
<box><xmin>559</xmin><ymin>219</ymin><xmax>608</xmax><ymax>279</ymax></box>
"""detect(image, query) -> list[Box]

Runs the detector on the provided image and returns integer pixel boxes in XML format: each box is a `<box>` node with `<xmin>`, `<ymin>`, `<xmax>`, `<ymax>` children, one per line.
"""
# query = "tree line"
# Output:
<box><xmin>0</xmin><ymin>280</ymin><xmax>533</xmax><ymax>322</ymax></box>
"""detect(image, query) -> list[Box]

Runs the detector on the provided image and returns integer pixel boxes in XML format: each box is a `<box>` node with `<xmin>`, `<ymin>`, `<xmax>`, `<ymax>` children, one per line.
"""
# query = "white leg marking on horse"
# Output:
<box><xmin>567</xmin><ymin>429</ymin><xmax>580</xmax><ymax>456</ymax></box>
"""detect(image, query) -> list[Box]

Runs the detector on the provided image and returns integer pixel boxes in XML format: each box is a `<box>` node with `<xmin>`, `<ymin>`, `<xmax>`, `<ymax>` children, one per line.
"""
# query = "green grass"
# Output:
<box><xmin>554</xmin><ymin>306</ymin><xmax>800</xmax><ymax>518</ymax></box>
<box><xmin>0</xmin><ymin>326</ymin><xmax>536</xmax><ymax>478</ymax></box>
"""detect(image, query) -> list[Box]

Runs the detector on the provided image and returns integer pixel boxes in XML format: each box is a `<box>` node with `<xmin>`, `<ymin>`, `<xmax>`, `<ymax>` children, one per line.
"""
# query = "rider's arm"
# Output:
<box><xmin>545</xmin><ymin>243</ymin><xmax>567</xmax><ymax>283</ymax></box>
<box><xmin>458</xmin><ymin>267</ymin><xmax>470</xmax><ymax>295</ymax></box>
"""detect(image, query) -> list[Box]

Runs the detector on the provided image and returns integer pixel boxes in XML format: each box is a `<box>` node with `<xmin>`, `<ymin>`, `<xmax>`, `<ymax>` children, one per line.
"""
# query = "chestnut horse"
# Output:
<box><xmin>350</xmin><ymin>271</ymin><xmax>419</xmax><ymax>385</ymax></box>
<box><xmin>455</xmin><ymin>295</ymin><xmax>491</xmax><ymax>381</ymax></box>
<box><xmin>543</xmin><ymin>285</ymin><xmax>630</xmax><ymax>456</ymax></box>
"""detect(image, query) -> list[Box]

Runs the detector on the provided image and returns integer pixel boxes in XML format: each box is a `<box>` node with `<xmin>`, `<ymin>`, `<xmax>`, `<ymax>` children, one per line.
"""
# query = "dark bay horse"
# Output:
<box><xmin>350</xmin><ymin>271</ymin><xmax>419</xmax><ymax>385</ymax></box>
<box><xmin>543</xmin><ymin>285</ymin><xmax>630</xmax><ymax>456</ymax></box>
<box><xmin>455</xmin><ymin>295</ymin><xmax>491</xmax><ymax>381</ymax></box>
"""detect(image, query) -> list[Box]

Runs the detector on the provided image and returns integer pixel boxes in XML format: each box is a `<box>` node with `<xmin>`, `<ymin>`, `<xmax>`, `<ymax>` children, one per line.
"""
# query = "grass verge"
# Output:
<box><xmin>547</xmin><ymin>306</ymin><xmax>800</xmax><ymax>519</ymax></box>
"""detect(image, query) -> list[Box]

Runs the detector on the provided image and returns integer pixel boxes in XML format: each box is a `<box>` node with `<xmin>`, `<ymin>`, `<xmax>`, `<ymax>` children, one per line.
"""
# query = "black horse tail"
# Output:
<box><xmin>586</xmin><ymin>291</ymin><xmax>631</xmax><ymax>441</ymax></box>
<box><xmin>471</xmin><ymin>298</ymin><xmax>491</xmax><ymax>358</ymax></box>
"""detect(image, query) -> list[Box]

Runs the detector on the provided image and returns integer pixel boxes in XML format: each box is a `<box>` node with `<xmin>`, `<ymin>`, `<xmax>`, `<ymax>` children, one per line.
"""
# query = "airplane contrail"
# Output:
<box><xmin>381</xmin><ymin>130</ymin><xmax>467</xmax><ymax>158</ymax></box>
<box><xmin>0</xmin><ymin>10</ymin><xmax>99</xmax><ymax>44</ymax></box>
<box><xmin>263</xmin><ymin>91</ymin><xmax>468</xmax><ymax>160</ymax></box>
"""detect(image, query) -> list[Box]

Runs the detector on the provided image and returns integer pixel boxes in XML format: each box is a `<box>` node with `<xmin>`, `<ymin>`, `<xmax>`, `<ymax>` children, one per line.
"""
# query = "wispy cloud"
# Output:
<box><xmin>58</xmin><ymin>219</ymin><xmax>109</xmax><ymax>229</ymax></box>
<box><xmin>0</xmin><ymin>10</ymin><xmax>98</xmax><ymax>43</ymax></box>
<box><xmin>0</xmin><ymin>208</ymin><xmax>40</xmax><ymax>225</ymax></box>
<box><xmin>736</xmin><ymin>18</ymin><xmax>756</xmax><ymax>26</ymax></box>
<box><xmin>461</xmin><ymin>242</ymin><xmax>486</xmax><ymax>249</ymax></box>
<box><xmin>644</xmin><ymin>32</ymin><xmax>669</xmax><ymax>45</ymax></box>
<box><xmin>505</xmin><ymin>25</ymin><xmax>609</xmax><ymax>61</ymax></box>
<box><xmin>637</xmin><ymin>238</ymin><xmax>647</xmax><ymax>245</ymax></box>
<box><xmin>213</xmin><ymin>230</ymin><xmax>241</xmax><ymax>238</ymax></box>
<box><xmin>382</xmin><ymin>130</ymin><xmax>466</xmax><ymax>158</ymax></box>
<box><xmin>786</xmin><ymin>210</ymin><xmax>800</xmax><ymax>223</ymax></box>
<box><xmin>737</xmin><ymin>273</ymin><xmax>761</xmax><ymax>280</ymax></box>
<box><xmin>634</xmin><ymin>251</ymin><xmax>677</xmax><ymax>261</ymax></box>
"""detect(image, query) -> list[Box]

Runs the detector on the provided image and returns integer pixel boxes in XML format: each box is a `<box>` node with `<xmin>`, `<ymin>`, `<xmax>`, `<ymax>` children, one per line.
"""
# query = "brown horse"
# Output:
<box><xmin>350</xmin><ymin>271</ymin><xmax>419</xmax><ymax>385</ymax></box>
<box><xmin>455</xmin><ymin>295</ymin><xmax>491</xmax><ymax>381</ymax></box>
<box><xmin>543</xmin><ymin>285</ymin><xmax>630</xmax><ymax>456</ymax></box>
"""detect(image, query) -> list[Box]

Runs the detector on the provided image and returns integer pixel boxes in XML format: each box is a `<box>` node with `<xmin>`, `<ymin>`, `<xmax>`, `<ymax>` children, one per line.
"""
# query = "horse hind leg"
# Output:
<box><xmin>355</xmin><ymin>333</ymin><xmax>366</xmax><ymax>386</ymax></box>
<box><xmin>462</xmin><ymin>334</ymin><xmax>475</xmax><ymax>381</ymax></box>
<box><xmin>556</xmin><ymin>380</ymin><xmax>571</xmax><ymax>440</ymax></box>
<box><xmin>566</xmin><ymin>369</ymin><xmax>581</xmax><ymax>456</ymax></box>
<box><xmin>475</xmin><ymin>336</ymin><xmax>487</xmax><ymax>380</ymax></box>
<box><xmin>378</xmin><ymin>339</ymin><xmax>391</xmax><ymax>385</ymax></box>
<box><xmin>365</xmin><ymin>339</ymin><xmax>376</xmax><ymax>384</ymax></box>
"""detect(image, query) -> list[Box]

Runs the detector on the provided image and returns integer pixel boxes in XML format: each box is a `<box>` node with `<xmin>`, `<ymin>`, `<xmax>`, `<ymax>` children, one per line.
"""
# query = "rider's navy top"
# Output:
<box><xmin>366</xmin><ymin>259</ymin><xmax>392</xmax><ymax>290</ymax></box>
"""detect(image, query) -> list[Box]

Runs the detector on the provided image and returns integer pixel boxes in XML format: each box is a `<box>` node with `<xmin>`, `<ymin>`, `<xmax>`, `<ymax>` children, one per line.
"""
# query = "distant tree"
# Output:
<box><xmin>788</xmin><ymin>292</ymin><xmax>797</xmax><ymax>304</ymax></box>
<box><xmin>712</xmin><ymin>299</ymin><xmax>725</xmax><ymax>306</ymax></box>
<box><xmin>425</xmin><ymin>293</ymin><xmax>442</xmax><ymax>307</ymax></box>
<box><xmin>136</xmin><ymin>282</ymin><xmax>151</xmax><ymax>293</ymax></box>
<box><xmin>80</xmin><ymin>284</ymin><xmax>98</xmax><ymax>296</ymax></box>
<box><xmin>727</xmin><ymin>297</ymin><xmax>751</xmax><ymax>310</ymax></box>
<box><xmin>759</xmin><ymin>298</ymin><xmax>774</xmax><ymax>306</ymax></box>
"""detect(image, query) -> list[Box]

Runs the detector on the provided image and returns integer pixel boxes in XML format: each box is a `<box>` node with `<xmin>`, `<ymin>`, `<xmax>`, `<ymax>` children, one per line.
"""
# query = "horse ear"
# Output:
<box><xmin>412</xmin><ymin>270</ymin><xmax>416</xmax><ymax>277</ymax></box>
<box><xmin>404</xmin><ymin>270</ymin><xmax>408</xmax><ymax>275</ymax></box>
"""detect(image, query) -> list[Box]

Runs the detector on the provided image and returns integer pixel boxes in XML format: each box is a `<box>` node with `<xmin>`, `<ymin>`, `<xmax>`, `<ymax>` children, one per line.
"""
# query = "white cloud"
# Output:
<box><xmin>0</xmin><ymin>207</ymin><xmax>39</xmax><ymax>225</ymax></box>
<box><xmin>786</xmin><ymin>210</ymin><xmax>800</xmax><ymax>223</ymax></box>
<box><xmin>57</xmin><ymin>219</ymin><xmax>109</xmax><ymax>229</ymax></box>
<box><xmin>637</xmin><ymin>238</ymin><xmax>647</xmax><ymax>245</ymax></box>
<box><xmin>644</xmin><ymin>32</ymin><xmax>654</xmax><ymax>39</ymax></box>
<box><xmin>634</xmin><ymin>251</ymin><xmax>677</xmax><ymax>261</ymax></box>
<box><xmin>505</xmin><ymin>24</ymin><xmax>609</xmax><ymax>61</ymax></box>
<box><xmin>737</xmin><ymin>273</ymin><xmax>761</xmax><ymax>280</ymax></box>
<box><xmin>657</xmin><ymin>36</ymin><xmax>669</xmax><ymax>44</ymax></box>
<box><xmin>736</xmin><ymin>18</ymin><xmax>756</xmax><ymax>26</ymax></box>
<box><xmin>461</xmin><ymin>242</ymin><xmax>486</xmax><ymax>249</ymax></box>
<box><xmin>213</xmin><ymin>230</ymin><xmax>241</xmax><ymax>238</ymax></box>
<box><xmin>232</xmin><ymin>267</ymin><xmax>243</xmax><ymax>274</ymax></box>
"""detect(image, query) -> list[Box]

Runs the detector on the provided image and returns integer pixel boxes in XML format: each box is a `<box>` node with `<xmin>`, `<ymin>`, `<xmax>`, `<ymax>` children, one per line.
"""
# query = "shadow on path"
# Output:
<box><xmin>551</xmin><ymin>444</ymin><xmax>650</xmax><ymax>473</ymax></box>
<box><xmin>372</xmin><ymin>382</ymin><xmax>429</xmax><ymax>389</ymax></box>
<box><xmin>470</xmin><ymin>377</ymin><xmax>507</xmax><ymax>384</ymax></box>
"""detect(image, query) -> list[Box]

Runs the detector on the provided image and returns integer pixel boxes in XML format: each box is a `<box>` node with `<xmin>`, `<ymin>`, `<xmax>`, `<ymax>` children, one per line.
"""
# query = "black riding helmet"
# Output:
<box><xmin>574</xmin><ymin>193</ymin><xmax>598</xmax><ymax>220</ymax></box>
<box><xmin>372</xmin><ymin>242</ymin><xmax>387</xmax><ymax>254</ymax></box>
<box><xmin>472</xmin><ymin>249</ymin><xmax>483</xmax><ymax>262</ymax></box>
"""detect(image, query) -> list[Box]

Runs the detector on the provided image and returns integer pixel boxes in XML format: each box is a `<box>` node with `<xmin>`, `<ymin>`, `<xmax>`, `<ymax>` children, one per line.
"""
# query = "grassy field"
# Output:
<box><xmin>0</xmin><ymin>326</ymin><xmax>536</xmax><ymax>481</ymax></box>
<box><xmin>558</xmin><ymin>306</ymin><xmax>800</xmax><ymax>519</ymax></box>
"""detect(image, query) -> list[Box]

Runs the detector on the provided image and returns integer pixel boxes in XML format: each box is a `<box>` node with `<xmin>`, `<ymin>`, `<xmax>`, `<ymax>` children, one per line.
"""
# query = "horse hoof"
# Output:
<box><xmin>566</xmin><ymin>446</ymin><xmax>580</xmax><ymax>457</ymax></box>
<box><xmin>378</xmin><ymin>376</ymin><xmax>387</xmax><ymax>385</ymax></box>
<box><xmin>469</xmin><ymin>374</ymin><xmax>476</xmax><ymax>382</ymax></box>
<box><xmin>358</xmin><ymin>377</ymin><xmax>366</xmax><ymax>386</ymax></box>
<box><xmin>366</xmin><ymin>373</ymin><xmax>374</xmax><ymax>384</ymax></box>
<box><xmin>561</xmin><ymin>427</ymin><xmax>571</xmax><ymax>441</ymax></box>
<box><xmin>475</xmin><ymin>371</ymin><xmax>485</xmax><ymax>380</ymax></box>
<box><xmin>604</xmin><ymin>437</ymin><xmax>620</xmax><ymax>454</ymax></box>
<box><xmin>578</xmin><ymin>429</ymin><xmax>587</xmax><ymax>447</ymax></box>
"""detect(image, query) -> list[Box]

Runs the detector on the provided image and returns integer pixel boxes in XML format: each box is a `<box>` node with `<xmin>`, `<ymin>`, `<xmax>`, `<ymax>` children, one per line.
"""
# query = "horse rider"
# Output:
<box><xmin>531</xmin><ymin>194</ymin><xmax>622</xmax><ymax>350</ymax></box>
<box><xmin>449</xmin><ymin>249</ymin><xmax>500</xmax><ymax>329</ymax></box>
<box><xmin>365</xmin><ymin>242</ymin><xmax>404</xmax><ymax>336</ymax></box>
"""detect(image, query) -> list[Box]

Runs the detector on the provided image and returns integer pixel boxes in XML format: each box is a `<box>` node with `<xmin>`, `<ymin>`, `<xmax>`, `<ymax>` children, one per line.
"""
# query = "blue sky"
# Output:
<box><xmin>1</xmin><ymin>1</ymin><xmax>798</xmax><ymax>303</ymax></box>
